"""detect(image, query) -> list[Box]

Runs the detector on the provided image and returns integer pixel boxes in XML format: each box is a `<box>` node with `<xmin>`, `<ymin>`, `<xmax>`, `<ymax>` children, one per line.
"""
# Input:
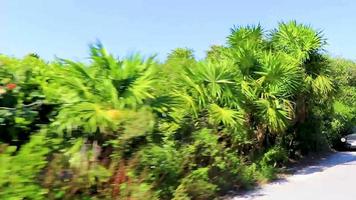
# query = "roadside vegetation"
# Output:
<box><xmin>0</xmin><ymin>21</ymin><xmax>355</xmax><ymax>200</ymax></box>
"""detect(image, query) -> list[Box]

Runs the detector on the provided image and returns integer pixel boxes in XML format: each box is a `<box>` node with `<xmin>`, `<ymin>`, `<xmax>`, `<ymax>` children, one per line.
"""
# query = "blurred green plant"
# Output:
<box><xmin>0</xmin><ymin>21</ymin><xmax>353</xmax><ymax>200</ymax></box>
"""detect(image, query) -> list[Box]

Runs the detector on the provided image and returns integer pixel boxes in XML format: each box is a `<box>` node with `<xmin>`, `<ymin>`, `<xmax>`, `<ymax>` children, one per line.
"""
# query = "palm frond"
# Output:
<box><xmin>228</xmin><ymin>24</ymin><xmax>264</xmax><ymax>48</ymax></box>
<box><xmin>208</xmin><ymin>103</ymin><xmax>245</xmax><ymax>128</ymax></box>
<box><xmin>312</xmin><ymin>75</ymin><xmax>334</xmax><ymax>97</ymax></box>
<box><xmin>256</xmin><ymin>52</ymin><xmax>303</xmax><ymax>98</ymax></box>
<box><xmin>272</xmin><ymin>21</ymin><xmax>325</xmax><ymax>62</ymax></box>
<box><xmin>256</xmin><ymin>98</ymin><xmax>293</xmax><ymax>133</ymax></box>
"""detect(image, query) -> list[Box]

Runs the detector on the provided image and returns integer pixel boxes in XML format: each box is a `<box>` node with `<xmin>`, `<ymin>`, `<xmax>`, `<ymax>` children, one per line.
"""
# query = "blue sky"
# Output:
<box><xmin>1</xmin><ymin>0</ymin><xmax>356</xmax><ymax>61</ymax></box>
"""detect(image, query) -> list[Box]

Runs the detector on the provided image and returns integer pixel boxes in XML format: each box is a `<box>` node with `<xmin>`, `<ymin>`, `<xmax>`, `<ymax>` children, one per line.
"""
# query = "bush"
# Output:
<box><xmin>173</xmin><ymin>168</ymin><xmax>217</xmax><ymax>200</ymax></box>
<box><xmin>0</xmin><ymin>131</ymin><xmax>50</xmax><ymax>200</ymax></box>
<box><xmin>137</xmin><ymin>144</ymin><xmax>182</xmax><ymax>198</ymax></box>
<box><xmin>260</xmin><ymin>146</ymin><xmax>288</xmax><ymax>167</ymax></box>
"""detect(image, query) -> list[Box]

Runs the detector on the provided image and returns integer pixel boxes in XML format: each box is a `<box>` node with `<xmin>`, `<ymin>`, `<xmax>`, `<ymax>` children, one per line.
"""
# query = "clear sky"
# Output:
<box><xmin>1</xmin><ymin>0</ymin><xmax>356</xmax><ymax>61</ymax></box>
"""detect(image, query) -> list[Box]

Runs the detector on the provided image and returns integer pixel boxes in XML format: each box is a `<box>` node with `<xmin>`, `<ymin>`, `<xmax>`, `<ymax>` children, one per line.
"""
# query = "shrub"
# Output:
<box><xmin>173</xmin><ymin>168</ymin><xmax>217</xmax><ymax>200</ymax></box>
<box><xmin>0</xmin><ymin>131</ymin><xmax>50</xmax><ymax>200</ymax></box>
<box><xmin>260</xmin><ymin>146</ymin><xmax>288</xmax><ymax>167</ymax></box>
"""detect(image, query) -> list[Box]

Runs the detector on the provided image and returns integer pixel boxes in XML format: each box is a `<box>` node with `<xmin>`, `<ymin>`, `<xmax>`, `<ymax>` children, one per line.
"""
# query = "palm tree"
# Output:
<box><xmin>164</xmin><ymin>50</ymin><xmax>247</xmax><ymax>135</ymax></box>
<box><xmin>220</xmin><ymin>21</ymin><xmax>333</xmax><ymax>149</ymax></box>
<box><xmin>43</xmin><ymin>43</ymin><xmax>174</xmax><ymax>139</ymax></box>
<box><xmin>271</xmin><ymin>21</ymin><xmax>333</xmax><ymax>124</ymax></box>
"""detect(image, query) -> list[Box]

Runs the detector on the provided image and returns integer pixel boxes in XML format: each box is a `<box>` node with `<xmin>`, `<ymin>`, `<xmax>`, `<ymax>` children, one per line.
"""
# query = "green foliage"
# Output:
<box><xmin>0</xmin><ymin>131</ymin><xmax>51</xmax><ymax>200</ymax></box>
<box><xmin>323</xmin><ymin>58</ymin><xmax>356</xmax><ymax>147</ymax></box>
<box><xmin>173</xmin><ymin>168</ymin><xmax>217</xmax><ymax>200</ymax></box>
<box><xmin>43</xmin><ymin>44</ymin><xmax>161</xmax><ymax>136</ymax></box>
<box><xmin>138</xmin><ymin>144</ymin><xmax>182</xmax><ymax>198</ymax></box>
<box><xmin>0</xmin><ymin>55</ymin><xmax>49</xmax><ymax>145</ymax></box>
<box><xmin>260</xmin><ymin>146</ymin><xmax>288</xmax><ymax>167</ymax></box>
<box><xmin>0</xmin><ymin>21</ymin><xmax>352</xmax><ymax>200</ymax></box>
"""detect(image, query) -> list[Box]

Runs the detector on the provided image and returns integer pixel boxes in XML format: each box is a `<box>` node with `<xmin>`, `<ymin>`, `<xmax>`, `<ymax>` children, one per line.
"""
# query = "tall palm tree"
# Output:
<box><xmin>271</xmin><ymin>21</ymin><xmax>333</xmax><ymax>123</ymax></box>
<box><xmin>221</xmin><ymin>21</ymin><xmax>332</xmax><ymax>148</ymax></box>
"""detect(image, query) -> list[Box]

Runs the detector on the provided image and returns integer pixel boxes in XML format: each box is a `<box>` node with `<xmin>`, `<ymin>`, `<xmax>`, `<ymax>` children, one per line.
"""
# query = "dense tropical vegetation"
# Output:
<box><xmin>0</xmin><ymin>21</ymin><xmax>355</xmax><ymax>199</ymax></box>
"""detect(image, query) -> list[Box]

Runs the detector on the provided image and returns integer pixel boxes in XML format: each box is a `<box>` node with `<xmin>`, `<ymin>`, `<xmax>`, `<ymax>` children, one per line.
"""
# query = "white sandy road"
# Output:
<box><xmin>230</xmin><ymin>151</ymin><xmax>356</xmax><ymax>200</ymax></box>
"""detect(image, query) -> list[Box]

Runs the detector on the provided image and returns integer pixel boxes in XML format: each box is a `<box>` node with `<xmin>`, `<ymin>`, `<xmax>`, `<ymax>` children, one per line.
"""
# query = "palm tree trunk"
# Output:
<box><xmin>256</xmin><ymin>124</ymin><xmax>266</xmax><ymax>148</ymax></box>
<box><xmin>294</xmin><ymin>94</ymin><xmax>307</xmax><ymax>124</ymax></box>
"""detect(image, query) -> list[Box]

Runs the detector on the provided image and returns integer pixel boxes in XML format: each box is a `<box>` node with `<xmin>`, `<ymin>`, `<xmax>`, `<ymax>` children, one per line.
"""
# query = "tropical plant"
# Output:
<box><xmin>0</xmin><ymin>21</ymin><xmax>348</xmax><ymax>200</ymax></box>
